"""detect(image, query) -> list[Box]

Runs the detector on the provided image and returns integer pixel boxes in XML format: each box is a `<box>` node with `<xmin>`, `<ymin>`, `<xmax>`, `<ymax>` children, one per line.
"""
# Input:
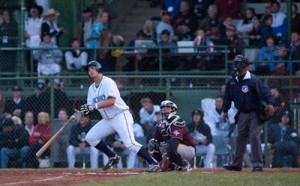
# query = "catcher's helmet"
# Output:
<box><xmin>85</xmin><ymin>61</ymin><xmax>102</xmax><ymax>73</ymax></box>
<box><xmin>232</xmin><ymin>55</ymin><xmax>249</xmax><ymax>76</ymax></box>
<box><xmin>160</xmin><ymin>100</ymin><xmax>177</xmax><ymax>120</ymax></box>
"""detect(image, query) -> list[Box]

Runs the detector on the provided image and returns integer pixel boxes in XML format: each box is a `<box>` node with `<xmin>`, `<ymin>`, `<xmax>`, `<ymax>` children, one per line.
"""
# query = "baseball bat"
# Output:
<box><xmin>36</xmin><ymin>115</ymin><xmax>76</xmax><ymax>158</ymax></box>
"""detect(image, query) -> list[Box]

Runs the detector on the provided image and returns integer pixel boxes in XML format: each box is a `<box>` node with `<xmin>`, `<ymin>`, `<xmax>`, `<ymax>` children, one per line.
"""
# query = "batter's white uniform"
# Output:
<box><xmin>85</xmin><ymin>76</ymin><xmax>142</xmax><ymax>153</ymax></box>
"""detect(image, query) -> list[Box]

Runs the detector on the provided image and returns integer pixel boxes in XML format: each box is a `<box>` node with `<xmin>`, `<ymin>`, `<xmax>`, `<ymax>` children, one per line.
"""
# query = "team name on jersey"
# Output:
<box><xmin>93</xmin><ymin>94</ymin><xmax>105</xmax><ymax>103</ymax></box>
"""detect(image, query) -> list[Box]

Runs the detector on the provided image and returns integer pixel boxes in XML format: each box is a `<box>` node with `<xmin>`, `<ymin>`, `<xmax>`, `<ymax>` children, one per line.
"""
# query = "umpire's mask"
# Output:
<box><xmin>232</xmin><ymin>55</ymin><xmax>249</xmax><ymax>77</ymax></box>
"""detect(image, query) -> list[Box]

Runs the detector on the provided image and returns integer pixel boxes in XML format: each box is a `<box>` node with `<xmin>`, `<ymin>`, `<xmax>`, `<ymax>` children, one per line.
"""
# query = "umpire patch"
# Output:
<box><xmin>242</xmin><ymin>85</ymin><xmax>249</xmax><ymax>93</ymax></box>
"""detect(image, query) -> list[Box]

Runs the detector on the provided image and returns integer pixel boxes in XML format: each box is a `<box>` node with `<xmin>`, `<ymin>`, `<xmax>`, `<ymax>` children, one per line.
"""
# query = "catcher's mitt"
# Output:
<box><xmin>159</xmin><ymin>155</ymin><xmax>170</xmax><ymax>172</ymax></box>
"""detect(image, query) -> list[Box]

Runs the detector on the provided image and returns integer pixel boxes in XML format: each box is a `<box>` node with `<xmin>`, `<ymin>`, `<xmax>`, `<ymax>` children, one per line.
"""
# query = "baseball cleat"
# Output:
<box><xmin>103</xmin><ymin>155</ymin><xmax>120</xmax><ymax>171</ymax></box>
<box><xmin>145</xmin><ymin>163</ymin><xmax>160</xmax><ymax>172</ymax></box>
<box><xmin>177</xmin><ymin>160</ymin><xmax>192</xmax><ymax>172</ymax></box>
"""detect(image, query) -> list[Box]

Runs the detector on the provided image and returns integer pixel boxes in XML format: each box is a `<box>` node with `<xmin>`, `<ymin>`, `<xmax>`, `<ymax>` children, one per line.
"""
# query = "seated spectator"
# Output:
<box><xmin>64</xmin><ymin>38</ymin><xmax>88</xmax><ymax>71</ymax></box>
<box><xmin>219</xmin><ymin>16</ymin><xmax>236</xmax><ymax>39</ymax></box>
<box><xmin>256</xmin><ymin>35</ymin><xmax>287</xmax><ymax>75</ymax></box>
<box><xmin>214</xmin><ymin>0</ymin><xmax>241</xmax><ymax>19</ymax></box>
<box><xmin>139</xmin><ymin>97</ymin><xmax>160</xmax><ymax>142</ymax></box>
<box><xmin>41</xmin><ymin>8</ymin><xmax>64</xmax><ymax>46</ymax></box>
<box><xmin>248</xmin><ymin>18</ymin><xmax>261</xmax><ymax>47</ymax></box>
<box><xmin>288</xmin><ymin>31</ymin><xmax>300</xmax><ymax>74</ymax></box>
<box><xmin>260</xmin><ymin>3</ymin><xmax>272</xmax><ymax>23</ymax></box>
<box><xmin>156</xmin><ymin>10</ymin><xmax>174</xmax><ymax>43</ymax></box>
<box><xmin>24</xmin><ymin>112</ymin><xmax>51</xmax><ymax>168</ymax></box>
<box><xmin>0</xmin><ymin>118</ymin><xmax>30</xmax><ymax>168</ymax></box>
<box><xmin>206</xmin><ymin>19</ymin><xmax>221</xmax><ymax>40</ymax></box>
<box><xmin>24</xmin><ymin>111</ymin><xmax>35</xmax><ymax>136</ymax></box>
<box><xmin>171</xmin><ymin>0</ymin><xmax>198</xmax><ymax>41</ymax></box>
<box><xmin>25</xmin><ymin>82</ymin><xmax>46</xmax><ymax>121</ymax></box>
<box><xmin>268</xmin><ymin>110</ymin><xmax>298</xmax><ymax>168</ymax></box>
<box><xmin>187</xmin><ymin>109</ymin><xmax>215</xmax><ymax>168</ymax></box>
<box><xmin>161</xmin><ymin>0</ymin><xmax>181</xmax><ymax>17</ymax></box>
<box><xmin>157</xmin><ymin>30</ymin><xmax>177</xmax><ymax>71</ymax></box>
<box><xmin>67</xmin><ymin>115</ymin><xmax>99</xmax><ymax>169</ymax></box>
<box><xmin>259</xmin><ymin>14</ymin><xmax>274</xmax><ymax>47</ymax></box>
<box><xmin>33</xmin><ymin>33</ymin><xmax>63</xmax><ymax>84</ymax></box>
<box><xmin>11</xmin><ymin>116</ymin><xmax>22</xmax><ymax>125</ymax></box>
<box><xmin>292</xmin><ymin>3</ymin><xmax>300</xmax><ymax>34</ymax></box>
<box><xmin>222</xmin><ymin>27</ymin><xmax>244</xmax><ymax>61</ymax></box>
<box><xmin>269</xmin><ymin>84</ymin><xmax>291</xmax><ymax>124</ymax></box>
<box><xmin>5</xmin><ymin>85</ymin><xmax>26</xmax><ymax>120</ymax></box>
<box><xmin>270</xmin><ymin>1</ymin><xmax>287</xmax><ymax>44</ymax></box>
<box><xmin>138</xmin><ymin>20</ymin><xmax>156</xmax><ymax>41</ymax></box>
<box><xmin>0</xmin><ymin>92</ymin><xmax>6</xmax><ymax>120</ymax></box>
<box><xmin>200</xmin><ymin>4</ymin><xmax>222</xmax><ymax>33</ymax></box>
<box><xmin>236</xmin><ymin>7</ymin><xmax>257</xmax><ymax>36</ymax></box>
<box><xmin>192</xmin><ymin>27</ymin><xmax>216</xmax><ymax>70</ymax></box>
<box><xmin>192</xmin><ymin>0</ymin><xmax>214</xmax><ymax>20</ymax></box>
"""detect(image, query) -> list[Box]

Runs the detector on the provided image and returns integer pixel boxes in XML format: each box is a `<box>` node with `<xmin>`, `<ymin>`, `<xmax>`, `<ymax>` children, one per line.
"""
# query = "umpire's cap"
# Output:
<box><xmin>85</xmin><ymin>61</ymin><xmax>102</xmax><ymax>73</ymax></box>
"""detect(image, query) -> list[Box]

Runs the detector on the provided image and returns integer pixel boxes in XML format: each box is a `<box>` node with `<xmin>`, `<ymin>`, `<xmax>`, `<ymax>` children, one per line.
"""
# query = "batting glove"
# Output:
<box><xmin>80</xmin><ymin>104</ymin><xmax>97</xmax><ymax>115</ymax></box>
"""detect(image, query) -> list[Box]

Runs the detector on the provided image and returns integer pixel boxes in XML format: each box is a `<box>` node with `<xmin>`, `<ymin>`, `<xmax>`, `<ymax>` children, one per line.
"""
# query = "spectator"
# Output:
<box><xmin>76</xmin><ymin>7</ymin><xmax>93</xmax><ymax>48</ymax></box>
<box><xmin>192</xmin><ymin>0</ymin><xmax>215</xmax><ymax>20</ymax></box>
<box><xmin>192</xmin><ymin>27</ymin><xmax>216</xmax><ymax>70</ymax></box>
<box><xmin>288</xmin><ymin>31</ymin><xmax>300</xmax><ymax>74</ymax></box>
<box><xmin>157</xmin><ymin>10</ymin><xmax>175</xmax><ymax>44</ymax></box>
<box><xmin>24</xmin><ymin>112</ymin><xmax>51</xmax><ymax>168</ymax></box>
<box><xmin>67</xmin><ymin>115</ymin><xmax>99</xmax><ymax>169</ymax></box>
<box><xmin>206</xmin><ymin>19</ymin><xmax>221</xmax><ymax>39</ymax></box>
<box><xmin>248</xmin><ymin>18</ymin><xmax>261</xmax><ymax>47</ymax></box>
<box><xmin>91</xmin><ymin>0</ymin><xmax>117</xmax><ymax>29</ymax></box>
<box><xmin>39</xmin><ymin>81</ymin><xmax>72</xmax><ymax>118</ymax></box>
<box><xmin>219</xmin><ymin>16</ymin><xmax>236</xmax><ymax>39</ymax></box>
<box><xmin>236</xmin><ymin>7</ymin><xmax>257</xmax><ymax>36</ymax></box>
<box><xmin>88</xmin><ymin>11</ymin><xmax>108</xmax><ymax>60</ymax></box>
<box><xmin>161</xmin><ymin>0</ymin><xmax>181</xmax><ymax>17</ymax></box>
<box><xmin>171</xmin><ymin>0</ymin><xmax>198</xmax><ymax>41</ymax></box>
<box><xmin>139</xmin><ymin>97</ymin><xmax>160</xmax><ymax>142</ymax></box>
<box><xmin>260</xmin><ymin>2</ymin><xmax>272</xmax><ymax>23</ymax></box>
<box><xmin>138</xmin><ymin>20</ymin><xmax>156</xmax><ymax>41</ymax></box>
<box><xmin>0</xmin><ymin>92</ymin><xmax>6</xmax><ymax>119</ymax></box>
<box><xmin>25</xmin><ymin>82</ymin><xmax>46</xmax><ymax>120</ymax></box>
<box><xmin>24</xmin><ymin>3</ymin><xmax>43</xmax><ymax>74</ymax></box>
<box><xmin>187</xmin><ymin>109</ymin><xmax>215</xmax><ymax>168</ymax></box>
<box><xmin>11</xmin><ymin>116</ymin><xmax>22</xmax><ymax>125</ymax></box>
<box><xmin>65</xmin><ymin>38</ymin><xmax>88</xmax><ymax>71</ymax></box>
<box><xmin>258</xmin><ymin>14</ymin><xmax>274</xmax><ymax>47</ymax></box>
<box><xmin>33</xmin><ymin>33</ymin><xmax>63</xmax><ymax>84</ymax></box>
<box><xmin>222</xmin><ymin>27</ymin><xmax>244</xmax><ymax>61</ymax></box>
<box><xmin>5</xmin><ymin>85</ymin><xmax>26</xmax><ymax>120</ymax></box>
<box><xmin>24</xmin><ymin>111</ymin><xmax>35</xmax><ymax>136</ymax></box>
<box><xmin>268</xmin><ymin>110</ymin><xmax>298</xmax><ymax>168</ymax></box>
<box><xmin>292</xmin><ymin>3</ymin><xmax>300</xmax><ymax>34</ymax></box>
<box><xmin>41</xmin><ymin>8</ymin><xmax>64</xmax><ymax>46</ymax></box>
<box><xmin>270</xmin><ymin>1</ymin><xmax>287</xmax><ymax>44</ymax></box>
<box><xmin>0</xmin><ymin>8</ymin><xmax>18</xmax><ymax>72</ymax></box>
<box><xmin>269</xmin><ymin>84</ymin><xmax>291</xmax><ymax>124</ymax></box>
<box><xmin>214</xmin><ymin>0</ymin><xmax>241</xmax><ymax>19</ymax></box>
<box><xmin>0</xmin><ymin>118</ymin><xmax>30</xmax><ymax>168</ymax></box>
<box><xmin>256</xmin><ymin>35</ymin><xmax>287</xmax><ymax>75</ymax></box>
<box><xmin>157</xmin><ymin>30</ymin><xmax>177</xmax><ymax>71</ymax></box>
<box><xmin>200</xmin><ymin>4</ymin><xmax>222</xmax><ymax>32</ymax></box>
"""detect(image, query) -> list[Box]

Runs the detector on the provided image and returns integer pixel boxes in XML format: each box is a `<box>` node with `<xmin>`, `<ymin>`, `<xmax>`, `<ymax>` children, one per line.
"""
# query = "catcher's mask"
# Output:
<box><xmin>232</xmin><ymin>55</ymin><xmax>249</xmax><ymax>77</ymax></box>
<box><xmin>85</xmin><ymin>61</ymin><xmax>102</xmax><ymax>73</ymax></box>
<box><xmin>160</xmin><ymin>100</ymin><xmax>177</xmax><ymax>120</ymax></box>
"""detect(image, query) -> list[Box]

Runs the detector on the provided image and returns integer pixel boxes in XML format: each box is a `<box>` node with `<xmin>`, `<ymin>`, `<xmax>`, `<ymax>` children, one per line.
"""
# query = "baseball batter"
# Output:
<box><xmin>79</xmin><ymin>61</ymin><xmax>159</xmax><ymax>172</ymax></box>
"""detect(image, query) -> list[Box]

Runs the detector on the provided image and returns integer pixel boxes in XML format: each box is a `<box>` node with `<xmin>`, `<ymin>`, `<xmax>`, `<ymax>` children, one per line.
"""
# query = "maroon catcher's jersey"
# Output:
<box><xmin>153</xmin><ymin>121</ymin><xmax>195</xmax><ymax>148</ymax></box>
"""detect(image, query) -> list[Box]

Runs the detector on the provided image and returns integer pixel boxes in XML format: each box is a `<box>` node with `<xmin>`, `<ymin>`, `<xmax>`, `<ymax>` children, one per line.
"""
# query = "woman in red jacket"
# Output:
<box><xmin>24</xmin><ymin>112</ymin><xmax>51</xmax><ymax>168</ymax></box>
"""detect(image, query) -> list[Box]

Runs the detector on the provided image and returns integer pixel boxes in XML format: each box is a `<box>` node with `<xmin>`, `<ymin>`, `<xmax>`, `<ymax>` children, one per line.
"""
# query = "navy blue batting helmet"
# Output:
<box><xmin>85</xmin><ymin>61</ymin><xmax>102</xmax><ymax>73</ymax></box>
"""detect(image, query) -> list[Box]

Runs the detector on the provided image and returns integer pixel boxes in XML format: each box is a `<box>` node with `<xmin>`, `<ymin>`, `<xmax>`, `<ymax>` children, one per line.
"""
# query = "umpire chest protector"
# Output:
<box><xmin>158</xmin><ymin>115</ymin><xmax>185</xmax><ymax>137</ymax></box>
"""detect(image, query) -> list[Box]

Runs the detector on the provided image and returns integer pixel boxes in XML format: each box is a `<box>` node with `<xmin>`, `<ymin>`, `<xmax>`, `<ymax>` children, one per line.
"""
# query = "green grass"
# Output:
<box><xmin>72</xmin><ymin>171</ymin><xmax>300</xmax><ymax>186</ymax></box>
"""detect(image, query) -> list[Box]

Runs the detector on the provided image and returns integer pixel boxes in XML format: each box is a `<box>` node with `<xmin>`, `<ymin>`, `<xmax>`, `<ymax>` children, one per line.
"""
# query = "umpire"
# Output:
<box><xmin>222</xmin><ymin>55</ymin><xmax>275</xmax><ymax>172</ymax></box>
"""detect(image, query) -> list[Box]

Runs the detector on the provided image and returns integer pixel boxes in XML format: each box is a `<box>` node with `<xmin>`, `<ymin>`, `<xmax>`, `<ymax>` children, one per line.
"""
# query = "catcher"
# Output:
<box><xmin>147</xmin><ymin>100</ymin><xmax>195</xmax><ymax>172</ymax></box>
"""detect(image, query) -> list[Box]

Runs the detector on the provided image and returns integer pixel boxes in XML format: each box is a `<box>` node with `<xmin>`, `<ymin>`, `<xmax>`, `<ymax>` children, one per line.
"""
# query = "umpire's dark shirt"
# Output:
<box><xmin>222</xmin><ymin>71</ymin><xmax>275</xmax><ymax>113</ymax></box>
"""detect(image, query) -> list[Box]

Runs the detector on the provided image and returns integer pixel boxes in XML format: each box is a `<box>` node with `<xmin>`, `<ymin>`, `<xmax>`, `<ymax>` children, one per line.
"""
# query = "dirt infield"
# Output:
<box><xmin>0</xmin><ymin>168</ymin><xmax>299</xmax><ymax>186</ymax></box>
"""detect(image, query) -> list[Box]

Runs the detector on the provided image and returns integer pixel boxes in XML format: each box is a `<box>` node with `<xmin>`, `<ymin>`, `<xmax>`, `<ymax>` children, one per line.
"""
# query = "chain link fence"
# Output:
<box><xmin>0</xmin><ymin>75</ymin><xmax>299</xmax><ymax>168</ymax></box>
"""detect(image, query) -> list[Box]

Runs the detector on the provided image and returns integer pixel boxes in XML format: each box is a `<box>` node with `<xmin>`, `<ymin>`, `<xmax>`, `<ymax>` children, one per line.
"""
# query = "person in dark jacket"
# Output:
<box><xmin>0</xmin><ymin>118</ymin><xmax>30</xmax><ymax>168</ymax></box>
<box><xmin>268</xmin><ymin>110</ymin><xmax>298</xmax><ymax>168</ymax></box>
<box><xmin>187</xmin><ymin>109</ymin><xmax>215</xmax><ymax>168</ymax></box>
<box><xmin>66</xmin><ymin>115</ymin><xmax>99</xmax><ymax>168</ymax></box>
<box><xmin>222</xmin><ymin>55</ymin><xmax>275</xmax><ymax>172</ymax></box>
